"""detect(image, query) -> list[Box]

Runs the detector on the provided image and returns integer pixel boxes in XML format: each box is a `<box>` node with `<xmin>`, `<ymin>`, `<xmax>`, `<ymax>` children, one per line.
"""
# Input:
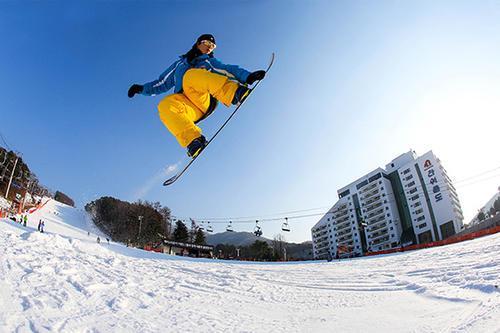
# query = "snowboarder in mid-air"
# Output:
<box><xmin>128</xmin><ymin>34</ymin><xmax>266</xmax><ymax>158</ymax></box>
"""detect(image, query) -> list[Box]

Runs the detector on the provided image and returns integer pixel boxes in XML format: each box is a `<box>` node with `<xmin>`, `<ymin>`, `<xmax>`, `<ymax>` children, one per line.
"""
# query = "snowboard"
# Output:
<box><xmin>163</xmin><ymin>52</ymin><xmax>275</xmax><ymax>186</ymax></box>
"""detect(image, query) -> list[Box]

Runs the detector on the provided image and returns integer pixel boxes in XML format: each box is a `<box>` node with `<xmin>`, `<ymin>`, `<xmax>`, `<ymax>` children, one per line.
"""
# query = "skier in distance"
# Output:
<box><xmin>128</xmin><ymin>34</ymin><xmax>266</xmax><ymax>158</ymax></box>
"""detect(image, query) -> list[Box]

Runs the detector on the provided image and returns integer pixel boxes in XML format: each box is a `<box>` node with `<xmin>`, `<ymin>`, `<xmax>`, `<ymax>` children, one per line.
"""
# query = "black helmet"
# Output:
<box><xmin>196</xmin><ymin>34</ymin><xmax>216</xmax><ymax>45</ymax></box>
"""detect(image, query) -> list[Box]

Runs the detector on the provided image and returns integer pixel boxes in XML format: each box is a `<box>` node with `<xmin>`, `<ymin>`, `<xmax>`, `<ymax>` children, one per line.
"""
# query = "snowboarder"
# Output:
<box><xmin>128</xmin><ymin>34</ymin><xmax>266</xmax><ymax>158</ymax></box>
<box><xmin>40</xmin><ymin>220</ymin><xmax>45</xmax><ymax>233</ymax></box>
<box><xmin>23</xmin><ymin>215</ymin><xmax>27</xmax><ymax>227</ymax></box>
<box><xmin>37</xmin><ymin>219</ymin><xmax>42</xmax><ymax>232</ymax></box>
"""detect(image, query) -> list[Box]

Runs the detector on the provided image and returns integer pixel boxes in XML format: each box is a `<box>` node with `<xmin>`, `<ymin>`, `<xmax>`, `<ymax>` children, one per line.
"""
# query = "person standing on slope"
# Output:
<box><xmin>128</xmin><ymin>34</ymin><xmax>266</xmax><ymax>158</ymax></box>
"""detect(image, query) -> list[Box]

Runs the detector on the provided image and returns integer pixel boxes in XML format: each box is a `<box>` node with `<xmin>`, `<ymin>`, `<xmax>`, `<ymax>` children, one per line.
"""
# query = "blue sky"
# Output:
<box><xmin>1</xmin><ymin>0</ymin><xmax>500</xmax><ymax>242</ymax></box>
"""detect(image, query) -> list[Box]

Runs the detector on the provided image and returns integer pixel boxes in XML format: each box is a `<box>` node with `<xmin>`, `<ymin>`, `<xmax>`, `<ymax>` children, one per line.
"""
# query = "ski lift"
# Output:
<box><xmin>198</xmin><ymin>221</ymin><xmax>205</xmax><ymax>232</ymax></box>
<box><xmin>206</xmin><ymin>221</ymin><xmax>213</xmax><ymax>233</ymax></box>
<box><xmin>254</xmin><ymin>220</ymin><xmax>262</xmax><ymax>237</ymax></box>
<box><xmin>281</xmin><ymin>217</ymin><xmax>290</xmax><ymax>232</ymax></box>
<box><xmin>226</xmin><ymin>221</ymin><xmax>234</xmax><ymax>232</ymax></box>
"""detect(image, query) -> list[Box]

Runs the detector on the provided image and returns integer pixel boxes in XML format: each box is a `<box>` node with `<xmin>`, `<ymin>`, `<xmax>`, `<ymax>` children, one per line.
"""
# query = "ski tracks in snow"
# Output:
<box><xmin>0</xmin><ymin>216</ymin><xmax>499</xmax><ymax>332</ymax></box>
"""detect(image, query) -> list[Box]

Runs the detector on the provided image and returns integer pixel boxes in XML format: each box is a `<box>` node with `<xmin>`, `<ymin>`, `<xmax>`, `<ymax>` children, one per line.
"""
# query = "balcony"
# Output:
<box><xmin>366</xmin><ymin>210</ymin><xmax>386</xmax><ymax>223</ymax></box>
<box><xmin>315</xmin><ymin>235</ymin><xmax>328</xmax><ymax>243</ymax></box>
<box><xmin>371</xmin><ymin>235</ymin><xmax>390</xmax><ymax>246</ymax></box>
<box><xmin>336</xmin><ymin>215</ymin><xmax>350</xmax><ymax>224</ymax></box>
<box><xmin>336</xmin><ymin>220</ymin><xmax>351</xmax><ymax>232</ymax></box>
<box><xmin>366</xmin><ymin>207</ymin><xmax>384</xmax><ymax>219</ymax></box>
<box><xmin>337</xmin><ymin>240</ymin><xmax>354</xmax><ymax>247</ymax></box>
<box><xmin>369</xmin><ymin>228</ymin><xmax>389</xmax><ymax>239</ymax></box>
<box><xmin>333</xmin><ymin>207</ymin><xmax>349</xmax><ymax>219</ymax></box>
<box><xmin>364</xmin><ymin>196</ymin><xmax>382</xmax><ymax>207</ymax></box>
<box><xmin>365</xmin><ymin>201</ymin><xmax>383</xmax><ymax>212</ymax></box>
<box><xmin>369</xmin><ymin>214</ymin><xmax>386</xmax><ymax>223</ymax></box>
<box><xmin>369</xmin><ymin>222</ymin><xmax>387</xmax><ymax>233</ymax></box>
<box><xmin>363</xmin><ymin>188</ymin><xmax>380</xmax><ymax>201</ymax></box>
<box><xmin>338</xmin><ymin>234</ymin><xmax>354</xmax><ymax>243</ymax></box>
<box><xmin>337</xmin><ymin>228</ymin><xmax>352</xmax><ymax>238</ymax></box>
<box><xmin>360</xmin><ymin>182</ymin><xmax>377</xmax><ymax>193</ymax></box>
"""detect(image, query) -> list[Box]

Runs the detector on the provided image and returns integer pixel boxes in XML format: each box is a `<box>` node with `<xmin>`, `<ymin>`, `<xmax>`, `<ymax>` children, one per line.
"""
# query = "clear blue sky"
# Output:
<box><xmin>1</xmin><ymin>0</ymin><xmax>500</xmax><ymax>242</ymax></box>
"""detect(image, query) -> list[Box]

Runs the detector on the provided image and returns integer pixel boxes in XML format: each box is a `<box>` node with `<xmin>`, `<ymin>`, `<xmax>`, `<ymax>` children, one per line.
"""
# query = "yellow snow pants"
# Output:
<box><xmin>158</xmin><ymin>69</ymin><xmax>240</xmax><ymax>148</ymax></box>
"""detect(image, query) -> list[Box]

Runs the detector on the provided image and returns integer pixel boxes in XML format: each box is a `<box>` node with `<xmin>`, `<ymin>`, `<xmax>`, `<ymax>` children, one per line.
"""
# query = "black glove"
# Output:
<box><xmin>246</xmin><ymin>70</ymin><xmax>266</xmax><ymax>85</ymax></box>
<box><xmin>128</xmin><ymin>84</ymin><xmax>143</xmax><ymax>98</ymax></box>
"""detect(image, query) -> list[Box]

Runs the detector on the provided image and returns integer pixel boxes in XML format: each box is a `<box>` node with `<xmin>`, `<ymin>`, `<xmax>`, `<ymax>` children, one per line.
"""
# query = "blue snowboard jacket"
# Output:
<box><xmin>141</xmin><ymin>54</ymin><xmax>251</xmax><ymax>96</ymax></box>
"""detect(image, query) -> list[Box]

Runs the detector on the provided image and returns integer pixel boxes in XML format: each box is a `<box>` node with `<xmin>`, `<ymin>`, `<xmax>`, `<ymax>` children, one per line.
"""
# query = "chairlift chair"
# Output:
<box><xmin>281</xmin><ymin>217</ymin><xmax>290</xmax><ymax>232</ymax></box>
<box><xmin>254</xmin><ymin>220</ymin><xmax>262</xmax><ymax>237</ymax></box>
<box><xmin>226</xmin><ymin>221</ymin><xmax>234</xmax><ymax>232</ymax></box>
<box><xmin>206</xmin><ymin>221</ymin><xmax>213</xmax><ymax>233</ymax></box>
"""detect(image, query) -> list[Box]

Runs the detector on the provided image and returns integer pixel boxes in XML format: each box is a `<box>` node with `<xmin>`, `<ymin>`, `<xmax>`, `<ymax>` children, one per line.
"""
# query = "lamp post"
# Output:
<box><xmin>5</xmin><ymin>156</ymin><xmax>19</xmax><ymax>199</ymax></box>
<box><xmin>138</xmin><ymin>215</ymin><xmax>143</xmax><ymax>242</ymax></box>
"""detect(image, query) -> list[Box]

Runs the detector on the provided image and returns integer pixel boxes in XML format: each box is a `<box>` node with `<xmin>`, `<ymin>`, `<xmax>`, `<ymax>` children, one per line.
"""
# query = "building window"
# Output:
<box><xmin>416</xmin><ymin>215</ymin><xmax>425</xmax><ymax>222</ymax></box>
<box><xmin>403</xmin><ymin>168</ymin><xmax>411</xmax><ymax>175</ymax></box>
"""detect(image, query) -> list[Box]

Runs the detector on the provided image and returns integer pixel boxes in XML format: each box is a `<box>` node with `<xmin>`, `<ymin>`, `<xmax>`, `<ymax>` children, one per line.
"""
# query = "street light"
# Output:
<box><xmin>138</xmin><ymin>215</ymin><xmax>144</xmax><ymax>241</ymax></box>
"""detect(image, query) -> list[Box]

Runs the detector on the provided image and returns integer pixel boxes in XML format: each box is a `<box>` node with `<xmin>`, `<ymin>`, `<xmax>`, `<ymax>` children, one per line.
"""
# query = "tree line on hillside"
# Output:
<box><xmin>84</xmin><ymin>198</ymin><xmax>309</xmax><ymax>260</ymax></box>
<box><xmin>212</xmin><ymin>234</ymin><xmax>295</xmax><ymax>261</ymax></box>
<box><xmin>85</xmin><ymin>196</ymin><xmax>172</xmax><ymax>246</ymax></box>
<box><xmin>477</xmin><ymin>196</ymin><xmax>500</xmax><ymax>222</ymax></box>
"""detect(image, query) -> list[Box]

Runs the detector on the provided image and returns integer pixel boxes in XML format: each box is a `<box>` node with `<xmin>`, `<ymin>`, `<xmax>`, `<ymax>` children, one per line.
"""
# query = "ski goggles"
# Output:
<box><xmin>200</xmin><ymin>39</ymin><xmax>216</xmax><ymax>49</ymax></box>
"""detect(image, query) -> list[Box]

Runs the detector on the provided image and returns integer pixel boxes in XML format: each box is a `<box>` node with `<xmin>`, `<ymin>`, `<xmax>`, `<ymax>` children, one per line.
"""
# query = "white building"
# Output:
<box><xmin>312</xmin><ymin>150</ymin><xmax>464</xmax><ymax>259</ymax></box>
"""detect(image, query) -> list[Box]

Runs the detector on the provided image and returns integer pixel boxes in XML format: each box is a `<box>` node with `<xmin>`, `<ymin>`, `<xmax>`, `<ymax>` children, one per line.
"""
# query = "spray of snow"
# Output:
<box><xmin>132</xmin><ymin>161</ymin><xmax>181</xmax><ymax>199</ymax></box>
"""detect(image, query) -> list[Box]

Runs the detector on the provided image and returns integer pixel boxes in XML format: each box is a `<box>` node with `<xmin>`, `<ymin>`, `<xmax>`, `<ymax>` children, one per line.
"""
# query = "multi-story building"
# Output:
<box><xmin>312</xmin><ymin>150</ymin><xmax>464</xmax><ymax>259</ymax></box>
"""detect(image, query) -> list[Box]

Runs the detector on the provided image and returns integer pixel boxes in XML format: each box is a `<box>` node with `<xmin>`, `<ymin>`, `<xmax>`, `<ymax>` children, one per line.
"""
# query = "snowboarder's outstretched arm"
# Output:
<box><xmin>210</xmin><ymin>58</ymin><xmax>266</xmax><ymax>85</ymax></box>
<box><xmin>128</xmin><ymin>59</ymin><xmax>181</xmax><ymax>98</ymax></box>
<box><xmin>209</xmin><ymin>58</ymin><xmax>251</xmax><ymax>84</ymax></box>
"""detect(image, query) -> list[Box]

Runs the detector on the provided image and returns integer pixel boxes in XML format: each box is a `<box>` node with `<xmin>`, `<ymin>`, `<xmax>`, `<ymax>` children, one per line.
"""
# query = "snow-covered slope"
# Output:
<box><xmin>1</xmin><ymin>200</ymin><xmax>499</xmax><ymax>332</ymax></box>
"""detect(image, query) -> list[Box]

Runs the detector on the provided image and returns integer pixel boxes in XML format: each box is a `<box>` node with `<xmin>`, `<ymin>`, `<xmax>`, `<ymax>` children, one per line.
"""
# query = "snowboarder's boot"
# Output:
<box><xmin>186</xmin><ymin>135</ymin><xmax>207</xmax><ymax>158</ymax></box>
<box><xmin>231</xmin><ymin>85</ymin><xmax>250</xmax><ymax>105</ymax></box>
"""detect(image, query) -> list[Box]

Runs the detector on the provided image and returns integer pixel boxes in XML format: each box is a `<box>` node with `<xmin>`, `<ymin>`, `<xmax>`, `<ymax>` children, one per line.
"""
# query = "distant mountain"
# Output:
<box><xmin>205</xmin><ymin>231</ymin><xmax>272</xmax><ymax>247</ymax></box>
<box><xmin>205</xmin><ymin>231</ymin><xmax>313</xmax><ymax>260</ymax></box>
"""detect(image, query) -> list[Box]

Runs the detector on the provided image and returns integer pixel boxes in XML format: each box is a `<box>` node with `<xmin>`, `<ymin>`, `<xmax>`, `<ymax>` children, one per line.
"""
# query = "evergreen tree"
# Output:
<box><xmin>477</xmin><ymin>210</ymin><xmax>486</xmax><ymax>221</ymax></box>
<box><xmin>194</xmin><ymin>228</ymin><xmax>206</xmax><ymax>245</ymax></box>
<box><xmin>173</xmin><ymin>220</ymin><xmax>189</xmax><ymax>243</ymax></box>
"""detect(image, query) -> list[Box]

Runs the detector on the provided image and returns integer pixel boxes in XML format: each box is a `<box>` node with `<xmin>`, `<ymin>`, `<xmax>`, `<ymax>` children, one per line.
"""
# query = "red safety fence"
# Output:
<box><xmin>143</xmin><ymin>245</ymin><xmax>164</xmax><ymax>253</ymax></box>
<box><xmin>0</xmin><ymin>198</ymin><xmax>50</xmax><ymax>219</ymax></box>
<box><xmin>365</xmin><ymin>225</ymin><xmax>500</xmax><ymax>257</ymax></box>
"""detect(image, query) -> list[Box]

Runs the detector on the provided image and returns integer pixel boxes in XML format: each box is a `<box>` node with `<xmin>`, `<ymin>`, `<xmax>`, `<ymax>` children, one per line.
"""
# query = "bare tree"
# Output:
<box><xmin>272</xmin><ymin>234</ymin><xmax>287</xmax><ymax>260</ymax></box>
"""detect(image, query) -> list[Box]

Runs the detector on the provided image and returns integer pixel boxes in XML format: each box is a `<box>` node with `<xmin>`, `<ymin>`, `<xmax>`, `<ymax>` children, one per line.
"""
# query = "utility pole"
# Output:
<box><xmin>138</xmin><ymin>215</ymin><xmax>144</xmax><ymax>241</ymax></box>
<box><xmin>5</xmin><ymin>155</ymin><xmax>19</xmax><ymax>199</ymax></box>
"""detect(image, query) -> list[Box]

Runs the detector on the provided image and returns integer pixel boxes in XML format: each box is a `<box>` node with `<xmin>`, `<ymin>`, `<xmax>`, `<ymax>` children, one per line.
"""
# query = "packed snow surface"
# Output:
<box><xmin>1</xmin><ymin>200</ymin><xmax>499</xmax><ymax>332</ymax></box>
